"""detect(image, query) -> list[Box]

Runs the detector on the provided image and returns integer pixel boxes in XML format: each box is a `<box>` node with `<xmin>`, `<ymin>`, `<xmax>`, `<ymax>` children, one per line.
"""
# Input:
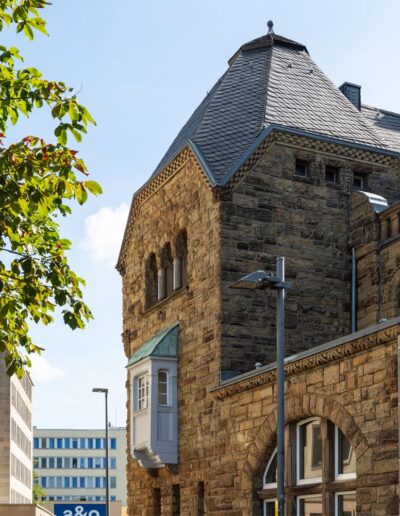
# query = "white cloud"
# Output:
<box><xmin>83</xmin><ymin>203</ymin><xmax>129</xmax><ymax>266</ymax></box>
<box><xmin>30</xmin><ymin>355</ymin><xmax>65</xmax><ymax>384</ymax></box>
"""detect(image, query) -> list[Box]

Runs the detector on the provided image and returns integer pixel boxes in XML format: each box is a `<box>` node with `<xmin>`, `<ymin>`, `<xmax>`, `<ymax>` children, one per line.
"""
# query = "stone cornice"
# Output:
<box><xmin>213</xmin><ymin>320</ymin><xmax>400</xmax><ymax>400</ymax></box>
<box><xmin>117</xmin><ymin>145</ymin><xmax>212</xmax><ymax>273</ymax></box>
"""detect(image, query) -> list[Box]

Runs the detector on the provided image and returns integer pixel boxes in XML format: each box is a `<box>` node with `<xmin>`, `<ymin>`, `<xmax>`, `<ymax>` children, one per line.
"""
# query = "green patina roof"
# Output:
<box><xmin>127</xmin><ymin>323</ymin><xmax>179</xmax><ymax>367</ymax></box>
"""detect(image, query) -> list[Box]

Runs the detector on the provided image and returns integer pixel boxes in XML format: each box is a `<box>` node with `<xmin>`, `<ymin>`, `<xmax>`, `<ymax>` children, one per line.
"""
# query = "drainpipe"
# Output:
<box><xmin>351</xmin><ymin>248</ymin><xmax>357</xmax><ymax>333</ymax></box>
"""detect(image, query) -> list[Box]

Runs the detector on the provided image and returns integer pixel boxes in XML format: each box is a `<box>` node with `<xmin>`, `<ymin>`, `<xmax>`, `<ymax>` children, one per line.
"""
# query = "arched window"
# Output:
<box><xmin>174</xmin><ymin>229</ymin><xmax>187</xmax><ymax>291</ymax></box>
<box><xmin>261</xmin><ymin>418</ymin><xmax>356</xmax><ymax>516</ymax></box>
<box><xmin>160</xmin><ymin>243</ymin><xmax>173</xmax><ymax>299</ymax></box>
<box><xmin>145</xmin><ymin>253</ymin><xmax>158</xmax><ymax>309</ymax></box>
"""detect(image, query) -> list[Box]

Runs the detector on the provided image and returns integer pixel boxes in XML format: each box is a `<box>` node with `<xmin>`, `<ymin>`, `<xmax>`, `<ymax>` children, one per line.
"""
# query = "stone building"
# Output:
<box><xmin>118</xmin><ymin>26</ymin><xmax>400</xmax><ymax>515</ymax></box>
<box><xmin>0</xmin><ymin>359</ymin><xmax>33</xmax><ymax>504</ymax></box>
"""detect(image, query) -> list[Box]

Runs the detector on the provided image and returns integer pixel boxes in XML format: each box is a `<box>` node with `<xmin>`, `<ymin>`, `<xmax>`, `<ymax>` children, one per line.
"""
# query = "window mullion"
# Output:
<box><xmin>321</xmin><ymin>419</ymin><xmax>332</xmax><ymax>515</ymax></box>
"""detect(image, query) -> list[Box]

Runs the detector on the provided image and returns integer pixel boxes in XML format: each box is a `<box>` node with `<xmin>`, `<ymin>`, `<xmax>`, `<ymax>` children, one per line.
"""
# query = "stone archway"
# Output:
<box><xmin>239</xmin><ymin>393</ymin><xmax>370</xmax><ymax>515</ymax></box>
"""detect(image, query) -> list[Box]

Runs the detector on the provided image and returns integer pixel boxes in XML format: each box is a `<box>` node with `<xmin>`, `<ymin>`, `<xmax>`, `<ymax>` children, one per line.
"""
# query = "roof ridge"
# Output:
<box><xmin>362</xmin><ymin>103</ymin><xmax>400</xmax><ymax>118</ymax></box>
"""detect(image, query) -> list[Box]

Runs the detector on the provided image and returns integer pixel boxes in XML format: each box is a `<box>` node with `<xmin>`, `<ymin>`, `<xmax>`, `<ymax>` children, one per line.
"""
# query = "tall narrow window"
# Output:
<box><xmin>153</xmin><ymin>488</ymin><xmax>161</xmax><ymax>515</ymax></box>
<box><xmin>137</xmin><ymin>374</ymin><xmax>149</xmax><ymax>411</ymax></box>
<box><xmin>172</xmin><ymin>484</ymin><xmax>180</xmax><ymax>515</ymax></box>
<box><xmin>145</xmin><ymin>253</ymin><xmax>158</xmax><ymax>308</ymax></box>
<box><xmin>161</xmin><ymin>243</ymin><xmax>174</xmax><ymax>297</ymax></box>
<box><xmin>335</xmin><ymin>427</ymin><xmax>356</xmax><ymax>480</ymax></box>
<box><xmin>296</xmin><ymin>418</ymin><xmax>322</xmax><ymax>484</ymax></box>
<box><xmin>157</xmin><ymin>370</ymin><xmax>169</xmax><ymax>406</ymax></box>
<box><xmin>174</xmin><ymin>229</ymin><xmax>187</xmax><ymax>290</ymax></box>
<box><xmin>197</xmin><ymin>481</ymin><xmax>205</xmax><ymax>516</ymax></box>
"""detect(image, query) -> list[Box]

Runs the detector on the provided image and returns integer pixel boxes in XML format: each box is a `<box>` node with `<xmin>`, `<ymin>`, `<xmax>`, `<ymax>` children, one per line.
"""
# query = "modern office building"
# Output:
<box><xmin>0</xmin><ymin>359</ymin><xmax>33</xmax><ymax>504</ymax></box>
<box><xmin>33</xmin><ymin>428</ymin><xmax>127</xmax><ymax>507</ymax></box>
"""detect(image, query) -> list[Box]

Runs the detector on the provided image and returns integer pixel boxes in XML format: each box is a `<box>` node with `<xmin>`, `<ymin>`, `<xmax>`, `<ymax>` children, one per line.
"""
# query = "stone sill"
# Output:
<box><xmin>143</xmin><ymin>286</ymin><xmax>188</xmax><ymax>315</ymax></box>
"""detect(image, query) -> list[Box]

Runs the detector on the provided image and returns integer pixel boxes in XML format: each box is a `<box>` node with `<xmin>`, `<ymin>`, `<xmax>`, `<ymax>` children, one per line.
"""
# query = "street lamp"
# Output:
<box><xmin>92</xmin><ymin>387</ymin><xmax>110</xmax><ymax>516</ymax></box>
<box><xmin>230</xmin><ymin>257</ymin><xmax>291</xmax><ymax>516</ymax></box>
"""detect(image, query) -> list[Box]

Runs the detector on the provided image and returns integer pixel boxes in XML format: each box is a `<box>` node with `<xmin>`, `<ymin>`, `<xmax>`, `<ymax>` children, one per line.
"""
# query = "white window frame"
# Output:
<box><xmin>296</xmin><ymin>493</ymin><xmax>323</xmax><ymax>516</ymax></box>
<box><xmin>263</xmin><ymin>498</ymin><xmax>277</xmax><ymax>516</ymax></box>
<box><xmin>157</xmin><ymin>369</ymin><xmax>169</xmax><ymax>406</ymax></box>
<box><xmin>262</xmin><ymin>448</ymin><xmax>277</xmax><ymax>489</ymax></box>
<box><xmin>135</xmin><ymin>373</ymin><xmax>149</xmax><ymax>411</ymax></box>
<box><xmin>334</xmin><ymin>490</ymin><xmax>356</xmax><ymax>516</ymax></box>
<box><xmin>334</xmin><ymin>426</ymin><xmax>356</xmax><ymax>480</ymax></box>
<box><xmin>296</xmin><ymin>417</ymin><xmax>322</xmax><ymax>485</ymax></box>
<box><xmin>353</xmin><ymin>173</ymin><xmax>365</xmax><ymax>189</ymax></box>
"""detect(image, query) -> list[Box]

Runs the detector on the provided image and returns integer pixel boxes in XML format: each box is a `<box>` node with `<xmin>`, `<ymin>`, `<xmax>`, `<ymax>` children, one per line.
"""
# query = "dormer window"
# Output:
<box><xmin>295</xmin><ymin>159</ymin><xmax>308</xmax><ymax>177</ymax></box>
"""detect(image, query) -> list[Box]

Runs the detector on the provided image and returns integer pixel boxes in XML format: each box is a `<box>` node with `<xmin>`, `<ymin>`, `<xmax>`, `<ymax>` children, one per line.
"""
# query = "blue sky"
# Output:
<box><xmin>8</xmin><ymin>0</ymin><xmax>399</xmax><ymax>428</ymax></box>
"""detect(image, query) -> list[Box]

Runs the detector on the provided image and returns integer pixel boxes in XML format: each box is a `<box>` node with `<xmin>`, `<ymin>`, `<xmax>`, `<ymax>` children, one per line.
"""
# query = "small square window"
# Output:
<box><xmin>325</xmin><ymin>165</ymin><xmax>339</xmax><ymax>183</ymax></box>
<box><xmin>353</xmin><ymin>173</ymin><xmax>365</xmax><ymax>189</ymax></box>
<box><xmin>295</xmin><ymin>159</ymin><xmax>308</xmax><ymax>177</ymax></box>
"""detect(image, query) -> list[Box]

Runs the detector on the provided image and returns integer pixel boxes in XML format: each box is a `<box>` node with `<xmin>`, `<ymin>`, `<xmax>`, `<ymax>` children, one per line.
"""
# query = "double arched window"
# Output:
<box><xmin>262</xmin><ymin>418</ymin><xmax>356</xmax><ymax>516</ymax></box>
<box><xmin>145</xmin><ymin>229</ymin><xmax>187</xmax><ymax>309</ymax></box>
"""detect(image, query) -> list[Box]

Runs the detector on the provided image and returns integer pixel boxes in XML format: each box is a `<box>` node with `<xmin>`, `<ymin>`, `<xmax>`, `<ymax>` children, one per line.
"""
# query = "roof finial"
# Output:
<box><xmin>267</xmin><ymin>20</ymin><xmax>274</xmax><ymax>36</ymax></box>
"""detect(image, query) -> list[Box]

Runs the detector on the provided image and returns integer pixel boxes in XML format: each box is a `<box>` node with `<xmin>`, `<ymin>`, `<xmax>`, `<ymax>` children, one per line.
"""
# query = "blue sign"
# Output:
<box><xmin>54</xmin><ymin>503</ymin><xmax>106</xmax><ymax>516</ymax></box>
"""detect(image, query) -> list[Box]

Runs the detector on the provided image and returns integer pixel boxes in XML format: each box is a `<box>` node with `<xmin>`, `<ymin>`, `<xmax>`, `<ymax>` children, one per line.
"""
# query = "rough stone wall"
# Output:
<box><xmin>0</xmin><ymin>361</ymin><xmax>10</xmax><ymax>503</ymax></box>
<box><xmin>351</xmin><ymin>193</ymin><xmax>400</xmax><ymax>329</ymax></box>
<box><xmin>121</xmin><ymin>158</ymin><xmax>222</xmax><ymax>515</ymax></box>
<box><xmin>210</xmin><ymin>326</ymin><xmax>399</xmax><ymax>516</ymax></box>
<box><xmin>220</xmin><ymin>143</ymin><xmax>400</xmax><ymax>373</ymax></box>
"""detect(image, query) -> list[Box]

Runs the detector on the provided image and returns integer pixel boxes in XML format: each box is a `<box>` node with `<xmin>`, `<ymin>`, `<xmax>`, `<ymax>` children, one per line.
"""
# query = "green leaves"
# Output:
<box><xmin>0</xmin><ymin>0</ymin><xmax>101</xmax><ymax>375</ymax></box>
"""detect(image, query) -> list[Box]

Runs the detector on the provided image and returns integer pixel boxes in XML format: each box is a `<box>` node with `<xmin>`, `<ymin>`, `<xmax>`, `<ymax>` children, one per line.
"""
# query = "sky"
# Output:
<box><xmin>5</xmin><ymin>0</ymin><xmax>400</xmax><ymax>428</ymax></box>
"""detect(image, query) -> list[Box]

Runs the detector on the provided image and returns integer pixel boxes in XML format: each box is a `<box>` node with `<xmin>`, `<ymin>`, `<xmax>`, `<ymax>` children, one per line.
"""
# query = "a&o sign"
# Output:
<box><xmin>53</xmin><ymin>503</ymin><xmax>106</xmax><ymax>516</ymax></box>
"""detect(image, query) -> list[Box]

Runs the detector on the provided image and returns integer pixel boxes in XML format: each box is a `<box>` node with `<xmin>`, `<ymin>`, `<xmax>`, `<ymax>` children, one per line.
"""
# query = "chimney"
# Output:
<box><xmin>339</xmin><ymin>82</ymin><xmax>361</xmax><ymax>110</ymax></box>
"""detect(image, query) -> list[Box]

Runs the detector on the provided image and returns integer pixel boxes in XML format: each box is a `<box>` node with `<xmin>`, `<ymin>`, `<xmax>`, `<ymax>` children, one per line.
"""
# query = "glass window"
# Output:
<box><xmin>48</xmin><ymin>457</ymin><xmax>55</xmax><ymax>469</ymax></box>
<box><xmin>49</xmin><ymin>438</ymin><xmax>55</xmax><ymax>449</ymax></box>
<box><xmin>40</xmin><ymin>477</ymin><xmax>47</xmax><ymax>488</ymax></box>
<box><xmin>88</xmin><ymin>458</ymin><xmax>93</xmax><ymax>468</ymax></box>
<box><xmin>80</xmin><ymin>458</ymin><xmax>86</xmax><ymax>468</ymax></box>
<box><xmin>80</xmin><ymin>438</ymin><xmax>86</xmax><ymax>449</ymax></box>
<box><xmin>72</xmin><ymin>458</ymin><xmax>78</xmax><ymax>469</ymax></box>
<box><xmin>40</xmin><ymin>457</ymin><xmax>47</xmax><ymax>468</ymax></box>
<box><xmin>64</xmin><ymin>477</ymin><xmax>70</xmax><ymax>488</ymax></box>
<box><xmin>297</xmin><ymin>495</ymin><xmax>323</xmax><ymax>516</ymax></box>
<box><xmin>64</xmin><ymin>458</ymin><xmax>71</xmax><ymax>469</ymax></box>
<box><xmin>264</xmin><ymin>500</ymin><xmax>277</xmax><ymax>516</ymax></box>
<box><xmin>33</xmin><ymin>438</ymin><xmax>39</xmax><ymax>449</ymax></box>
<box><xmin>72</xmin><ymin>477</ymin><xmax>78</xmax><ymax>488</ymax></box>
<box><xmin>72</xmin><ymin>438</ymin><xmax>78</xmax><ymax>449</ymax></box>
<box><xmin>297</xmin><ymin>419</ymin><xmax>322</xmax><ymax>483</ymax></box>
<box><xmin>111</xmin><ymin>496</ymin><xmax>116</xmax><ymax>501</ymax></box>
<box><xmin>41</xmin><ymin>438</ymin><xmax>47</xmax><ymax>449</ymax></box>
<box><xmin>325</xmin><ymin>165</ymin><xmax>339</xmax><ymax>183</ymax></box>
<box><xmin>64</xmin><ymin>438</ymin><xmax>71</xmax><ymax>449</ymax></box>
<box><xmin>335</xmin><ymin>492</ymin><xmax>356</xmax><ymax>516</ymax></box>
<box><xmin>263</xmin><ymin>449</ymin><xmax>277</xmax><ymax>488</ymax></box>
<box><xmin>79</xmin><ymin>476</ymin><xmax>85</xmax><ymax>488</ymax></box>
<box><xmin>57</xmin><ymin>457</ymin><xmax>63</xmax><ymax>468</ymax></box>
<box><xmin>295</xmin><ymin>159</ymin><xmax>308</xmax><ymax>177</ymax></box>
<box><xmin>110</xmin><ymin>477</ymin><xmax>117</xmax><ymax>489</ymax></box>
<box><xmin>57</xmin><ymin>438</ymin><xmax>63</xmax><ymax>449</ymax></box>
<box><xmin>95</xmin><ymin>438</ymin><xmax>102</xmax><ymax>449</ymax></box>
<box><xmin>110</xmin><ymin>438</ymin><xmax>117</xmax><ymax>450</ymax></box>
<box><xmin>137</xmin><ymin>374</ymin><xmax>149</xmax><ymax>411</ymax></box>
<box><xmin>110</xmin><ymin>458</ymin><xmax>116</xmax><ymax>469</ymax></box>
<box><xmin>335</xmin><ymin>427</ymin><xmax>356</xmax><ymax>479</ymax></box>
<box><xmin>158</xmin><ymin>370</ymin><xmax>169</xmax><ymax>405</ymax></box>
<box><xmin>353</xmin><ymin>173</ymin><xmax>365</xmax><ymax>189</ymax></box>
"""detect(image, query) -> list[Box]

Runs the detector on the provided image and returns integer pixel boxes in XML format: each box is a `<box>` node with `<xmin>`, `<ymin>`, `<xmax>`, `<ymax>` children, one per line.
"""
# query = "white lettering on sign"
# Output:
<box><xmin>62</xmin><ymin>507</ymin><xmax>101</xmax><ymax>516</ymax></box>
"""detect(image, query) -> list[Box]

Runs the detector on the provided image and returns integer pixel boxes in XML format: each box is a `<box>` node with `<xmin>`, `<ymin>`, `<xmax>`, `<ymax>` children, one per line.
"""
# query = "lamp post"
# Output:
<box><xmin>230</xmin><ymin>257</ymin><xmax>291</xmax><ymax>516</ymax></box>
<box><xmin>92</xmin><ymin>387</ymin><xmax>110</xmax><ymax>516</ymax></box>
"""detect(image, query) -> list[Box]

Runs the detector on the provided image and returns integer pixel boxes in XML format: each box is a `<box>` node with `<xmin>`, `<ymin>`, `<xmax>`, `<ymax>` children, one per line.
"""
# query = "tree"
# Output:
<box><xmin>0</xmin><ymin>1</ymin><xmax>102</xmax><ymax>376</ymax></box>
<box><xmin>32</xmin><ymin>470</ymin><xmax>45</xmax><ymax>502</ymax></box>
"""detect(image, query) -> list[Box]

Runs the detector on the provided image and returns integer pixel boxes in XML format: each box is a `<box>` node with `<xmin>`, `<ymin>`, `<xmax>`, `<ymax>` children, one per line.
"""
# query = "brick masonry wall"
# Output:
<box><xmin>121</xmin><ymin>158</ymin><xmax>223</xmax><ymax>515</ymax></box>
<box><xmin>220</xmin><ymin>143</ymin><xmax>400</xmax><ymax>373</ymax></box>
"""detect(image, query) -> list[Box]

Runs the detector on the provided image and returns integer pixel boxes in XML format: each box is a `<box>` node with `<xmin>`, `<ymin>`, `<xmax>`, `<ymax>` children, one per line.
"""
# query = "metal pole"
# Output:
<box><xmin>276</xmin><ymin>256</ymin><xmax>285</xmax><ymax>516</ymax></box>
<box><xmin>105</xmin><ymin>391</ymin><xmax>110</xmax><ymax>516</ymax></box>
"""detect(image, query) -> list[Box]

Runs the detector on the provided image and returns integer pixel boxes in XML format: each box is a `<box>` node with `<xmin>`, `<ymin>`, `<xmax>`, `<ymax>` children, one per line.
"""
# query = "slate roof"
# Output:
<box><xmin>150</xmin><ymin>32</ymin><xmax>400</xmax><ymax>187</ymax></box>
<box><xmin>361</xmin><ymin>105</ymin><xmax>400</xmax><ymax>152</ymax></box>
